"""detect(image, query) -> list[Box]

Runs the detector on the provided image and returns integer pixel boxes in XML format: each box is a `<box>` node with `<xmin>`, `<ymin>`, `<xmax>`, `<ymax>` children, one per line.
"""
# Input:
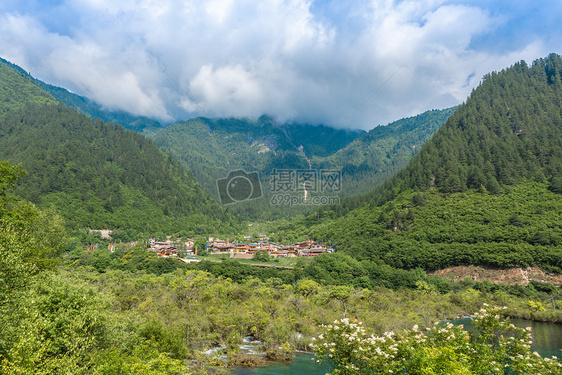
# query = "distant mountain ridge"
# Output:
<box><xmin>148</xmin><ymin>115</ymin><xmax>363</xmax><ymax>191</ymax></box>
<box><xmin>312</xmin><ymin>108</ymin><xmax>456</xmax><ymax>197</ymax></box>
<box><xmin>148</xmin><ymin>108</ymin><xmax>454</xmax><ymax>220</ymax></box>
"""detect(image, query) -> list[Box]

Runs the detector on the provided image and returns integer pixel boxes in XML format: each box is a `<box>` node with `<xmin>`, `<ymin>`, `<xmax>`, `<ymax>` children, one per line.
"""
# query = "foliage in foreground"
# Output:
<box><xmin>312</xmin><ymin>306</ymin><xmax>562</xmax><ymax>374</ymax></box>
<box><xmin>0</xmin><ymin>272</ymin><xmax>229</xmax><ymax>375</ymax></box>
<box><xmin>0</xmin><ymin>161</ymin><xmax>222</xmax><ymax>374</ymax></box>
<box><xmin>4</xmin><ymin>159</ymin><xmax>562</xmax><ymax>373</ymax></box>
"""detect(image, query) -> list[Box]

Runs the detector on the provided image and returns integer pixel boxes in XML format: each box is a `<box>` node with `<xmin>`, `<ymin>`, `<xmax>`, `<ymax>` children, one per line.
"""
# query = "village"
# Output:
<box><xmin>147</xmin><ymin>234</ymin><xmax>334</xmax><ymax>259</ymax></box>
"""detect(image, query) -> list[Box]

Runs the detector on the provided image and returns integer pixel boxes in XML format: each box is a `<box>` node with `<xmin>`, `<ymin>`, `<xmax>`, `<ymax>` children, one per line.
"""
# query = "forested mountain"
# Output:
<box><xmin>148</xmin><ymin>115</ymin><xmax>363</xmax><ymax>194</ymax></box>
<box><xmin>148</xmin><ymin>109</ymin><xmax>453</xmax><ymax>220</ymax></box>
<box><xmin>0</xmin><ymin>58</ymin><xmax>58</xmax><ymax>114</ymax></box>
<box><xmin>0</xmin><ymin>59</ymin><xmax>237</xmax><ymax>235</ymax></box>
<box><xmin>308</xmin><ymin>53</ymin><xmax>562</xmax><ymax>273</ymax></box>
<box><xmin>147</xmin><ymin>116</ymin><xmax>362</xmax><ymax>219</ymax></box>
<box><xmin>374</xmin><ymin>55</ymin><xmax>562</xmax><ymax>201</ymax></box>
<box><xmin>1</xmin><ymin>57</ymin><xmax>454</xmax><ymax>223</ymax></box>
<box><xmin>0</xmin><ymin>57</ymin><xmax>162</xmax><ymax>133</ymax></box>
<box><xmin>312</xmin><ymin>108</ymin><xmax>456</xmax><ymax>197</ymax></box>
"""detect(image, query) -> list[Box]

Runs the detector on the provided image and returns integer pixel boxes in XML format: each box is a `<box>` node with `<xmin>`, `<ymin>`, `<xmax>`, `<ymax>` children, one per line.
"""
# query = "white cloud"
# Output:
<box><xmin>0</xmin><ymin>0</ymin><xmax>559</xmax><ymax>129</ymax></box>
<box><xmin>190</xmin><ymin>64</ymin><xmax>263</xmax><ymax>117</ymax></box>
<box><xmin>205</xmin><ymin>0</ymin><xmax>234</xmax><ymax>24</ymax></box>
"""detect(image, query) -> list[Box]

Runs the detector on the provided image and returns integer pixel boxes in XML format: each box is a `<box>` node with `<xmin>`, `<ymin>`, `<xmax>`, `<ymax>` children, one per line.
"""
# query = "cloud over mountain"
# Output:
<box><xmin>0</xmin><ymin>0</ymin><xmax>560</xmax><ymax>129</ymax></box>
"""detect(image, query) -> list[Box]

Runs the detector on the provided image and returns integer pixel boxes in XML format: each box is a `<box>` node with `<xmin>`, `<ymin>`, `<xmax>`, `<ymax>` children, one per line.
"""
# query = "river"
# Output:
<box><xmin>231</xmin><ymin>319</ymin><xmax>562</xmax><ymax>375</ymax></box>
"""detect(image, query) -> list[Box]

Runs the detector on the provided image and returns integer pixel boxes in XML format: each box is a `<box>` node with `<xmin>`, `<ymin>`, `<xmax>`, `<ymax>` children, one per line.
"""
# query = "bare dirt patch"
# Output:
<box><xmin>429</xmin><ymin>265</ymin><xmax>562</xmax><ymax>285</ymax></box>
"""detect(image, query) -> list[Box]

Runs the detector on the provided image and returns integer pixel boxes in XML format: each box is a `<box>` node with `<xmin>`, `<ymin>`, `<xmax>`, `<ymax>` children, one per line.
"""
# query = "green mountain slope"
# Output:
<box><xmin>312</xmin><ymin>108</ymin><xmax>456</xmax><ymax>197</ymax></box>
<box><xmin>148</xmin><ymin>110</ymin><xmax>453</xmax><ymax>220</ymax></box>
<box><xmin>147</xmin><ymin>116</ymin><xmax>364</xmax><ymax>220</ymax></box>
<box><xmin>0</xmin><ymin>57</ymin><xmax>161</xmax><ymax>133</ymax></box>
<box><xmin>0</xmin><ymin>58</ymin><xmax>57</xmax><ymax>114</ymax></box>
<box><xmin>0</xmin><ymin>59</ymin><xmax>237</xmax><ymax>235</ymax></box>
<box><xmin>376</xmin><ymin>55</ymin><xmax>562</xmax><ymax>201</ymax></box>
<box><xmin>148</xmin><ymin>115</ymin><xmax>364</xmax><ymax>194</ymax></box>
<box><xmin>309</xmin><ymin>53</ymin><xmax>562</xmax><ymax>273</ymax></box>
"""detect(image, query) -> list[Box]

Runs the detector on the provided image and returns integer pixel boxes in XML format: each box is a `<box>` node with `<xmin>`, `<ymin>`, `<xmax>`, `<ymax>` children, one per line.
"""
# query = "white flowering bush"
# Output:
<box><xmin>311</xmin><ymin>306</ymin><xmax>562</xmax><ymax>374</ymax></box>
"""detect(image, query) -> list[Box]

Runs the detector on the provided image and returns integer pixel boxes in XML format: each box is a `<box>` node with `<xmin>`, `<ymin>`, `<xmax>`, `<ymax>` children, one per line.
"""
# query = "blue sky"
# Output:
<box><xmin>0</xmin><ymin>0</ymin><xmax>560</xmax><ymax>130</ymax></box>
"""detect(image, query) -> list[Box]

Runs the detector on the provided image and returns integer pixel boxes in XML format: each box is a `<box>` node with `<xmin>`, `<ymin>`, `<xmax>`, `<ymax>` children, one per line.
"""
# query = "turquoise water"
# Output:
<box><xmin>231</xmin><ymin>319</ymin><xmax>562</xmax><ymax>374</ymax></box>
<box><xmin>232</xmin><ymin>352</ymin><xmax>330</xmax><ymax>375</ymax></box>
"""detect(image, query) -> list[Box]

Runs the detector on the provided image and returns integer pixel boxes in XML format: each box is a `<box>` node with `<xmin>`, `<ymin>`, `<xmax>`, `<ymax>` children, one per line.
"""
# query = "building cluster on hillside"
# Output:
<box><xmin>147</xmin><ymin>237</ymin><xmax>195</xmax><ymax>258</ymax></box>
<box><xmin>144</xmin><ymin>234</ymin><xmax>334</xmax><ymax>259</ymax></box>
<box><xmin>207</xmin><ymin>236</ymin><xmax>334</xmax><ymax>258</ymax></box>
